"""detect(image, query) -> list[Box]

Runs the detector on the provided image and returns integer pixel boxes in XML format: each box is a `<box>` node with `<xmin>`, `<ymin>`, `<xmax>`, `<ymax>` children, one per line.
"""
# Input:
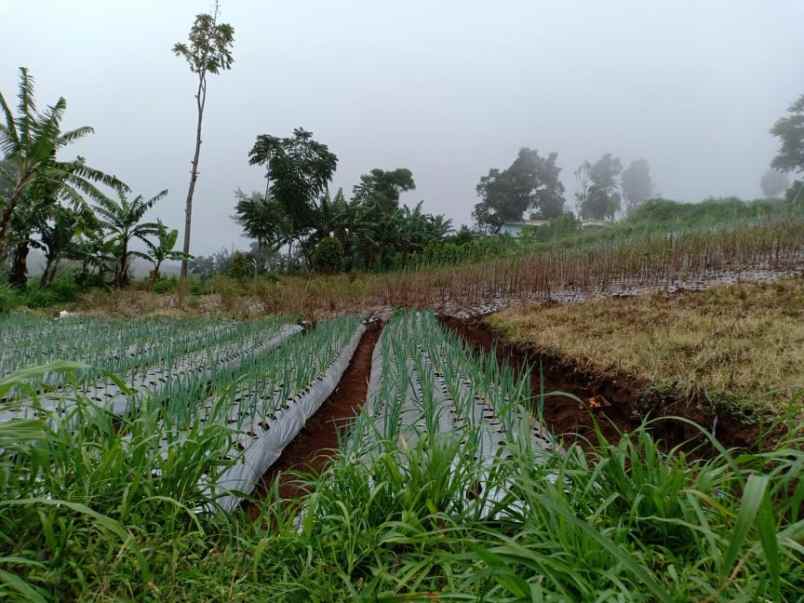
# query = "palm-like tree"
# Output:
<box><xmin>232</xmin><ymin>189</ymin><xmax>291</xmax><ymax>268</ymax></box>
<box><xmin>34</xmin><ymin>204</ymin><xmax>98</xmax><ymax>287</ymax></box>
<box><xmin>71</xmin><ymin>228</ymin><xmax>117</xmax><ymax>286</ymax></box>
<box><xmin>8</xmin><ymin>156</ymin><xmax>123</xmax><ymax>288</ymax></box>
<box><xmin>0</xmin><ymin>158</ymin><xmax>14</xmax><ymax>199</ymax></box>
<box><xmin>0</xmin><ymin>68</ymin><xmax>127</xmax><ymax>259</ymax></box>
<box><xmin>137</xmin><ymin>220</ymin><xmax>187</xmax><ymax>286</ymax></box>
<box><xmin>94</xmin><ymin>190</ymin><xmax>166</xmax><ymax>287</ymax></box>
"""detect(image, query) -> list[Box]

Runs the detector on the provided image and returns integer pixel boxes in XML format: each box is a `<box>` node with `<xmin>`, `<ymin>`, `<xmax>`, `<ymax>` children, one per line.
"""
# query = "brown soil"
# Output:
<box><xmin>248</xmin><ymin>320</ymin><xmax>382</xmax><ymax>506</ymax></box>
<box><xmin>440</xmin><ymin>316</ymin><xmax>762</xmax><ymax>451</ymax></box>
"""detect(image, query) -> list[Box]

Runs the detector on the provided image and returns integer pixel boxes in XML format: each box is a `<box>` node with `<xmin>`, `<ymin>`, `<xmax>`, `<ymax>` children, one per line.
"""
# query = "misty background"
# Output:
<box><xmin>3</xmin><ymin>0</ymin><xmax>803</xmax><ymax>255</ymax></box>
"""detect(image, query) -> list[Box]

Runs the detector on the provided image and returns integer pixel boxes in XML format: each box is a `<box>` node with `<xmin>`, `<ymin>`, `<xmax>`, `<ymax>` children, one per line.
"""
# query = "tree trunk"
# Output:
<box><xmin>148</xmin><ymin>261</ymin><xmax>161</xmax><ymax>290</ymax></box>
<box><xmin>41</xmin><ymin>256</ymin><xmax>61</xmax><ymax>288</ymax></box>
<box><xmin>256</xmin><ymin>239</ymin><xmax>266</xmax><ymax>275</ymax></box>
<box><xmin>40</xmin><ymin>255</ymin><xmax>54</xmax><ymax>288</ymax></box>
<box><xmin>0</xmin><ymin>175</ymin><xmax>31</xmax><ymax>260</ymax></box>
<box><xmin>9</xmin><ymin>241</ymin><xmax>29</xmax><ymax>289</ymax></box>
<box><xmin>119</xmin><ymin>260</ymin><xmax>129</xmax><ymax>287</ymax></box>
<box><xmin>117</xmin><ymin>241</ymin><xmax>129</xmax><ymax>288</ymax></box>
<box><xmin>180</xmin><ymin>73</ymin><xmax>207</xmax><ymax>281</ymax></box>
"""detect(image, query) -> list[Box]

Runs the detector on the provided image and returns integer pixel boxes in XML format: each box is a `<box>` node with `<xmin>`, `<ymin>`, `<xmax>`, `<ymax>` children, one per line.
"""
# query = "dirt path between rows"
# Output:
<box><xmin>248</xmin><ymin>321</ymin><xmax>382</xmax><ymax>506</ymax></box>
<box><xmin>440</xmin><ymin>316</ymin><xmax>761</xmax><ymax>451</ymax></box>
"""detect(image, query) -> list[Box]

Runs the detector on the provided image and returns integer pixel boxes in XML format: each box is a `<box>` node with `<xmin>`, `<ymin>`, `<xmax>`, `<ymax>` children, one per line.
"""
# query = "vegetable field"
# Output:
<box><xmin>1</xmin><ymin>311</ymin><xmax>802</xmax><ymax>601</ymax></box>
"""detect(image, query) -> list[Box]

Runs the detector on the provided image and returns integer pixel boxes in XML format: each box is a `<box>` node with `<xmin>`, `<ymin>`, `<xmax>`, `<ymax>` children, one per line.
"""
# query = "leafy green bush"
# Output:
<box><xmin>627</xmin><ymin>198</ymin><xmax>689</xmax><ymax>223</ymax></box>
<box><xmin>228</xmin><ymin>251</ymin><xmax>255</xmax><ymax>281</ymax></box>
<box><xmin>627</xmin><ymin>197</ymin><xmax>792</xmax><ymax>227</ymax></box>
<box><xmin>0</xmin><ymin>271</ymin><xmax>83</xmax><ymax>310</ymax></box>
<box><xmin>311</xmin><ymin>237</ymin><xmax>344</xmax><ymax>273</ymax></box>
<box><xmin>152</xmin><ymin>276</ymin><xmax>179</xmax><ymax>294</ymax></box>
<box><xmin>18</xmin><ymin>271</ymin><xmax>81</xmax><ymax>308</ymax></box>
<box><xmin>47</xmin><ymin>270</ymin><xmax>82</xmax><ymax>303</ymax></box>
<box><xmin>522</xmin><ymin>212</ymin><xmax>582</xmax><ymax>242</ymax></box>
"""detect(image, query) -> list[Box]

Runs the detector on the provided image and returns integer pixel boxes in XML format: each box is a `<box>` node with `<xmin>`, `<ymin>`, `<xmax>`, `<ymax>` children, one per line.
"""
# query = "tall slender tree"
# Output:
<box><xmin>173</xmin><ymin>2</ymin><xmax>234</xmax><ymax>280</ymax></box>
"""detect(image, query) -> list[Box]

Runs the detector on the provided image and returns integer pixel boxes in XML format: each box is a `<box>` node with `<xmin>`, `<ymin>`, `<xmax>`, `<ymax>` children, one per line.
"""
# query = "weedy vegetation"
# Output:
<box><xmin>0</xmin><ymin>311</ymin><xmax>802</xmax><ymax>601</ymax></box>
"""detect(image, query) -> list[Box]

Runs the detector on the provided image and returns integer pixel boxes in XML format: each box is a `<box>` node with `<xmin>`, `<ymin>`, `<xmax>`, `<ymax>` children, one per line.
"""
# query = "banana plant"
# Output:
<box><xmin>0</xmin><ymin>68</ymin><xmax>127</xmax><ymax>261</ymax></box>
<box><xmin>93</xmin><ymin>190</ymin><xmax>166</xmax><ymax>287</ymax></box>
<box><xmin>136</xmin><ymin>220</ymin><xmax>189</xmax><ymax>287</ymax></box>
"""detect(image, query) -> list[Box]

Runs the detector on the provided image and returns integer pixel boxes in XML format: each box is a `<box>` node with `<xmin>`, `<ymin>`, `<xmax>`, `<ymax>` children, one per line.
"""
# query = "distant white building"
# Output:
<box><xmin>499</xmin><ymin>219</ymin><xmax>548</xmax><ymax>236</ymax></box>
<box><xmin>499</xmin><ymin>217</ymin><xmax>610</xmax><ymax>237</ymax></box>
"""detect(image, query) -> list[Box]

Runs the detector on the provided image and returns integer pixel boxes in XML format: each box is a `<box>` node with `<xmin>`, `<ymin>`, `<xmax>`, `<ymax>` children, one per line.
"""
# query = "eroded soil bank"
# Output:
<box><xmin>249</xmin><ymin>320</ymin><xmax>382</xmax><ymax>505</ymax></box>
<box><xmin>440</xmin><ymin>315</ymin><xmax>763</xmax><ymax>451</ymax></box>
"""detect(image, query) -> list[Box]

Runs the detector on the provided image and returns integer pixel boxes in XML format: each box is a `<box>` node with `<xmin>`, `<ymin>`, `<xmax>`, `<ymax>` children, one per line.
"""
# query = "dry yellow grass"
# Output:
<box><xmin>488</xmin><ymin>277</ymin><xmax>804</xmax><ymax>415</ymax></box>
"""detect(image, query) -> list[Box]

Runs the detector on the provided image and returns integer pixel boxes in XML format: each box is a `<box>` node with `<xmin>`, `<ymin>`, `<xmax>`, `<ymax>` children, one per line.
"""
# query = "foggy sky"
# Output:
<box><xmin>3</xmin><ymin>0</ymin><xmax>804</xmax><ymax>254</ymax></box>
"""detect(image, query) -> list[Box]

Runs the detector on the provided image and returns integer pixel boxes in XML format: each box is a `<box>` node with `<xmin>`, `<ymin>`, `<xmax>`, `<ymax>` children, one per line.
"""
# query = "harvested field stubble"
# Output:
<box><xmin>487</xmin><ymin>277</ymin><xmax>804</xmax><ymax>422</ymax></box>
<box><xmin>78</xmin><ymin>221</ymin><xmax>804</xmax><ymax>319</ymax></box>
<box><xmin>381</xmin><ymin>221</ymin><xmax>804</xmax><ymax>309</ymax></box>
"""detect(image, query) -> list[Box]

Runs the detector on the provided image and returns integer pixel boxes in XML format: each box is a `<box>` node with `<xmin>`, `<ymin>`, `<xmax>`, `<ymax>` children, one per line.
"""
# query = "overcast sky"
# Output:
<box><xmin>3</xmin><ymin>0</ymin><xmax>803</xmax><ymax>254</ymax></box>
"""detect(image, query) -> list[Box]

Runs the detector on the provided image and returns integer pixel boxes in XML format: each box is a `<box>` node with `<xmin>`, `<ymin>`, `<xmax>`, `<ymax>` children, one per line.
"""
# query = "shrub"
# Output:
<box><xmin>523</xmin><ymin>212</ymin><xmax>582</xmax><ymax>242</ymax></box>
<box><xmin>21</xmin><ymin>286</ymin><xmax>57</xmax><ymax>308</ymax></box>
<box><xmin>310</xmin><ymin>237</ymin><xmax>344</xmax><ymax>273</ymax></box>
<box><xmin>228</xmin><ymin>251</ymin><xmax>255</xmax><ymax>281</ymax></box>
<box><xmin>627</xmin><ymin>198</ymin><xmax>688</xmax><ymax>223</ymax></box>
<box><xmin>47</xmin><ymin>270</ymin><xmax>82</xmax><ymax>304</ymax></box>
<box><xmin>152</xmin><ymin>276</ymin><xmax>179</xmax><ymax>295</ymax></box>
<box><xmin>628</xmin><ymin>197</ymin><xmax>793</xmax><ymax>227</ymax></box>
<box><xmin>0</xmin><ymin>271</ymin><xmax>83</xmax><ymax>310</ymax></box>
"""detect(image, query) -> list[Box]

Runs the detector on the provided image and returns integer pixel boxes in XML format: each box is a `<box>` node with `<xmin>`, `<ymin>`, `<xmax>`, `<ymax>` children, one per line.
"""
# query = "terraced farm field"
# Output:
<box><xmin>1</xmin><ymin>310</ymin><xmax>802</xmax><ymax>601</ymax></box>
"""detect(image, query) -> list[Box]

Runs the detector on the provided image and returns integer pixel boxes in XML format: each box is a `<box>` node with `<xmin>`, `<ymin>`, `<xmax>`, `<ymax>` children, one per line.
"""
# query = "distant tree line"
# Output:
<box><xmin>472</xmin><ymin>148</ymin><xmax>656</xmax><ymax>233</ymax></box>
<box><xmin>191</xmin><ymin>127</ymin><xmax>455</xmax><ymax>277</ymax></box>
<box><xmin>472</xmin><ymin>92</ymin><xmax>804</xmax><ymax>234</ymax></box>
<box><xmin>198</xmin><ymin>92</ymin><xmax>804</xmax><ymax>277</ymax></box>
